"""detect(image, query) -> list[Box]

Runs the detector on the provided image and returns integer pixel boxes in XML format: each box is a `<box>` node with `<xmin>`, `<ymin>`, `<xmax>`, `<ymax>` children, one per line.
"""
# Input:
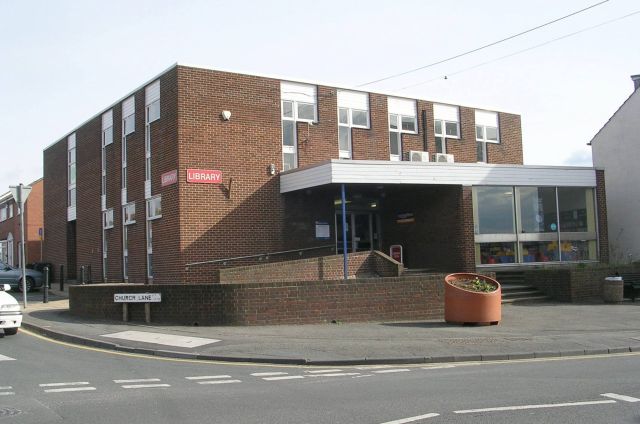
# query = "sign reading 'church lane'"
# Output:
<box><xmin>114</xmin><ymin>293</ymin><xmax>161</xmax><ymax>303</ymax></box>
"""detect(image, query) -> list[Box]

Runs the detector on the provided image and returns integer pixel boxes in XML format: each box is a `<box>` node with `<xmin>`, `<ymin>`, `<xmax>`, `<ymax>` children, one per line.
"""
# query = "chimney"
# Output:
<box><xmin>632</xmin><ymin>74</ymin><xmax>640</xmax><ymax>91</ymax></box>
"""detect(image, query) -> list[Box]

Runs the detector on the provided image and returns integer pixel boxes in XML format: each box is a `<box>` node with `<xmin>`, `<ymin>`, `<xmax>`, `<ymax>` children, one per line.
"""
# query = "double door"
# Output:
<box><xmin>335</xmin><ymin>212</ymin><xmax>379</xmax><ymax>253</ymax></box>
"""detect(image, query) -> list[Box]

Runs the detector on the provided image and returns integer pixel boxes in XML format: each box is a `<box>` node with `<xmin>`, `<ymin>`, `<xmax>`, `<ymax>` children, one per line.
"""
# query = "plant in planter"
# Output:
<box><xmin>444</xmin><ymin>273</ymin><xmax>501</xmax><ymax>325</ymax></box>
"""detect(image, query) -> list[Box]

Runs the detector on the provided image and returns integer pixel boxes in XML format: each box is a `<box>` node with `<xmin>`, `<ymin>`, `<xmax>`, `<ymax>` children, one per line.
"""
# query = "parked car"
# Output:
<box><xmin>0</xmin><ymin>283</ymin><xmax>21</xmax><ymax>335</ymax></box>
<box><xmin>0</xmin><ymin>261</ymin><xmax>44</xmax><ymax>292</ymax></box>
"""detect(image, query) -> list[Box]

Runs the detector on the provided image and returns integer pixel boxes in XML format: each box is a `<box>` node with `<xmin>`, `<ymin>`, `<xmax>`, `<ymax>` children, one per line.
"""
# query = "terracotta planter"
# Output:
<box><xmin>444</xmin><ymin>273</ymin><xmax>501</xmax><ymax>325</ymax></box>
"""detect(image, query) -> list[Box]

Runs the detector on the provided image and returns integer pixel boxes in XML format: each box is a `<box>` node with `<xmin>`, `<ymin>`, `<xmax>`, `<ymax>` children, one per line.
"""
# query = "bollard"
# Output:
<box><xmin>80</xmin><ymin>266</ymin><xmax>86</xmax><ymax>285</ymax></box>
<box><xmin>43</xmin><ymin>266</ymin><xmax>49</xmax><ymax>303</ymax></box>
<box><xmin>59</xmin><ymin>264</ymin><xmax>64</xmax><ymax>291</ymax></box>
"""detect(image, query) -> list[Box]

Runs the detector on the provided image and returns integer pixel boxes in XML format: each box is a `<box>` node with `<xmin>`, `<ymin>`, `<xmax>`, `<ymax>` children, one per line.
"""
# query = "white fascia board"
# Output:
<box><xmin>280</xmin><ymin>160</ymin><xmax>597</xmax><ymax>193</ymax></box>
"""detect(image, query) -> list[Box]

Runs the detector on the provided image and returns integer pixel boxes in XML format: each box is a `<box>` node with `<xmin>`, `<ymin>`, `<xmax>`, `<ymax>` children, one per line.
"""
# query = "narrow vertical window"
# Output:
<box><xmin>67</xmin><ymin>133</ymin><xmax>77</xmax><ymax>221</ymax></box>
<box><xmin>280</xmin><ymin>81</ymin><xmax>317</xmax><ymax>171</ymax></box>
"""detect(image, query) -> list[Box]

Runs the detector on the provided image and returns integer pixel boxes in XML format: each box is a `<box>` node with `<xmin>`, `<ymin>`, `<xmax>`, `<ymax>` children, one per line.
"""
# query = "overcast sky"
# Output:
<box><xmin>1</xmin><ymin>0</ymin><xmax>639</xmax><ymax>192</ymax></box>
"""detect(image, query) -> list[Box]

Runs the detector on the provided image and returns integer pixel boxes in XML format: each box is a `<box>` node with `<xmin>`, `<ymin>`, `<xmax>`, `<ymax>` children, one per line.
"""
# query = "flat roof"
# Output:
<box><xmin>44</xmin><ymin>62</ymin><xmax>518</xmax><ymax>152</ymax></box>
<box><xmin>279</xmin><ymin>160</ymin><xmax>598</xmax><ymax>193</ymax></box>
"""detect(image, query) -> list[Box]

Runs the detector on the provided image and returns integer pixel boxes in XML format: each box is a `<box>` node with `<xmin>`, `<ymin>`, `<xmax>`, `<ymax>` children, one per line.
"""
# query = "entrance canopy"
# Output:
<box><xmin>280</xmin><ymin>160</ymin><xmax>598</xmax><ymax>193</ymax></box>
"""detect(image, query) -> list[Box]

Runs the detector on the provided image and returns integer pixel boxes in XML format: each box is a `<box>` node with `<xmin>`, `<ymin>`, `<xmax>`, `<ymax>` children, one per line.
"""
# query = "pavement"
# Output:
<box><xmin>12</xmin><ymin>284</ymin><xmax>640</xmax><ymax>366</ymax></box>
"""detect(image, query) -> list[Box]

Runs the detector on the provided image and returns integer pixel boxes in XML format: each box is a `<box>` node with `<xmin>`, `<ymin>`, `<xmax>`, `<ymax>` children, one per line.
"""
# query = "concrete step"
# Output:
<box><xmin>502</xmin><ymin>295</ymin><xmax>550</xmax><ymax>304</ymax></box>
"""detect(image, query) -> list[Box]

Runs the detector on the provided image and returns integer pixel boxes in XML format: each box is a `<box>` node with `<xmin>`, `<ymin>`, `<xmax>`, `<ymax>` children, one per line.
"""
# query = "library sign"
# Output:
<box><xmin>186</xmin><ymin>169</ymin><xmax>222</xmax><ymax>184</ymax></box>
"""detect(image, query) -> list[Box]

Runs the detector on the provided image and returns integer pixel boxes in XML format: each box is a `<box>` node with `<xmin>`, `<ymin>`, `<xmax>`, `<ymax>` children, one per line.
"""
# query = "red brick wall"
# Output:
<box><xmin>44</xmin><ymin>64</ymin><xmax>525</xmax><ymax>284</ymax></box>
<box><xmin>595</xmin><ymin>169</ymin><xmax>609</xmax><ymax>263</ymax></box>
<box><xmin>218</xmin><ymin>250</ymin><xmax>401</xmax><ymax>283</ymax></box>
<box><xmin>69</xmin><ymin>275</ymin><xmax>444</xmax><ymax>325</ymax></box>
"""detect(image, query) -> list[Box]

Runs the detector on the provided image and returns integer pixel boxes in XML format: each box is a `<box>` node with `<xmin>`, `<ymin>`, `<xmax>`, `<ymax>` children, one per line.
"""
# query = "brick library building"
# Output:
<box><xmin>43</xmin><ymin>64</ymin><xmax>608</xmax><ymax>285</ymax></box>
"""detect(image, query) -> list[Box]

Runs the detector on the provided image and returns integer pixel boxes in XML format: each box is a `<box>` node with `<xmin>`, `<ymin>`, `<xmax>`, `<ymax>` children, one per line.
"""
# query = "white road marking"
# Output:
<box><xmin>198</xmin><ymin>380</ymin><xmax>242</xmax><ymax>385</ymax></box>
<box><xmin>102</xmin><ymin>330</ymin><xmax>220</xmax><ymax>348</ymax></box>
<box><xmin>0</xmin><ymin>392</ymin><xmax>15</xmax><ymax>396</ymax></box>
<box><xmin>0</xmin><ymin>354</ymin><xmax>16</xmax><ymax>361</ymax></box>
<box><xmin>454</xmin><ymin>400</ymin><xmax>617</xmax><ymax>414</ymax></box>
<box><xmin>113</xmin><ymin>378</ymin><xmax>161</xmax><ymax>384</ymax></box>
<box><xmin>39</xmin><ymin>382</ymin><xmax>90</xmax><ymax>387</ymax></box>
<box><xmin>186</xmin><ymin>375</ymin><xmax>232</xmax><ymax>380</ymax></box>
<box><xmin>251</xmin><ymin>372</ymin><xmax>288</xmax><ymax>377</ymax></box>
<box><xmin>262</xmin><ymin>375</ymin><xmax>305</xmax><ymax>381</ymax></box>
<box><xmin>379</xmin><ymin>413</ymin><xmax>440</xmax><ymax>423</ymax></box>
<box><xmin>305</xmin><ymin>369</ymin><xmax>343</xmax><ymax>374</ymax></box>
<box><xmin>44</xmin><ymin>387</ymin><xmax>97</xmax><ymax>393</ymax></box>
<box><xmin>353</xmin><ymin>375</ymin><xmax>374</xmax><ymax>378</ymax></box>
<box><xmin>0</xmin><ymin>386</ymin><xmax>12</xmax><ymax>390</ymax></box>
<box><xmin>356</xmin><ymin>365</ymin><xmax>392</xmax><ymax>370</ymax></box>
<box><xmin>373</xmin><ymin>369</ymin><xmax>411</xmax><ymax>374</ymax></box>
<box><xmin>421</xmin><ymin>365</ymin><xmax>456</xmax><ymax>370</ymax></box>
<box><xmin>601</xmin><ymin>393</ymin><xmax>640</xmax><ymax>403</ymax></box>
<box><xmin>121</xmin><ymin>384</ymin><xmax>171</xmax><ymax>389</ymax></box>
<box><xmin>308</xmin><ymin>373</ymin><xmax>360</xmax><ymax>378</ymax></box>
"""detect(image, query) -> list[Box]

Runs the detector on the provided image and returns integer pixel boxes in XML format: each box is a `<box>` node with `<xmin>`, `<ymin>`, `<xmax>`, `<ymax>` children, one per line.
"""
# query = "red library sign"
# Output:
<box><xmin>161</xmin><ymin>169</ymin><xmax>178</xmax><ymax>187</ymax></box>
<box><xmin>186</xmin><ymin>169</ymin><xmax>222</xmax><ymax>184</ymax></box>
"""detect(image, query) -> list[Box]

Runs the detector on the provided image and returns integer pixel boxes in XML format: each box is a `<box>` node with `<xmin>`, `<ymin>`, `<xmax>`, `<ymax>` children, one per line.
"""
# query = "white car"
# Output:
<box><xmin>0</xmin><ymin>283</ymin><xmax>21</xmax><ymax>335</ymax></box>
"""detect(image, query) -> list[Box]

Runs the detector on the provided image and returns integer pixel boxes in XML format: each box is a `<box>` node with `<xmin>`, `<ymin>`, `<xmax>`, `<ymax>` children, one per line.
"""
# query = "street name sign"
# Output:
<box><xmin>114</xmin><ymin>293</ymin><xmax>161</xmax><ymax>303</ymax></box>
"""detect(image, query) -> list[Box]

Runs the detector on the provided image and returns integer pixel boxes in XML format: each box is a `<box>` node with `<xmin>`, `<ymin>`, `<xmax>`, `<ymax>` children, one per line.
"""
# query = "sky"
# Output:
<box><xmin>1</xmin><ymin>0</ymin><xmax>639</xmax><ymax>193</ymax></box>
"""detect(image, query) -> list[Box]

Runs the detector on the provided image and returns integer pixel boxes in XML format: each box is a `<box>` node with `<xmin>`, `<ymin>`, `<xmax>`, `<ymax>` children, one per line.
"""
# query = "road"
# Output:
<box><xmin>1</xmin><ymin>330</ymin><xmax>639</xmax><ymax>423</ymax></box>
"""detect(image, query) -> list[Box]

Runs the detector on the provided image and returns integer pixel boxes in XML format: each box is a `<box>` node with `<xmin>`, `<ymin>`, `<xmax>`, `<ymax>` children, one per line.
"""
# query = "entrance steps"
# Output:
<box><xmin>496</xmin><ymin>271</ymin><xmax>550</xmax><ymax>304</ymax></box>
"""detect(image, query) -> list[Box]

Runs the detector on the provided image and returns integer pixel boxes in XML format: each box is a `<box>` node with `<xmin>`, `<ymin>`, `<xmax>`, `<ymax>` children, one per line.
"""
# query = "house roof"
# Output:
<box><xmin>589</xmin><ymin>83</ymin><xmax>640</xmax><ymax>146</ymax></box>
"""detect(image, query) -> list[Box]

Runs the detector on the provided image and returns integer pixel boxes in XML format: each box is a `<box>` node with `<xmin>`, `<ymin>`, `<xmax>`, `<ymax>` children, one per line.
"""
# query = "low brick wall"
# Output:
<box><xmin>218</xmin><ymin>250</ymin><xmax>402</xmax><ymax>284</ymax></box>
<box><xmin>69</xmin><ymin>274</ymin><xmax>444</xmax><ymax>326</ymax></box>
<box><xmin>523</xmin><ymin>264</ymin><xmax>640</xmax><ymax>302</ymax></box>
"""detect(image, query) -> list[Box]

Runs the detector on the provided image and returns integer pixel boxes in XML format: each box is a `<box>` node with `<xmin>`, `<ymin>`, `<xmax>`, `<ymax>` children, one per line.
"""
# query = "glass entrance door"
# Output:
<box><xmin>336</xmin><ymin>213</ymin><xmax>375</xmax><ymax>253</ymax></box>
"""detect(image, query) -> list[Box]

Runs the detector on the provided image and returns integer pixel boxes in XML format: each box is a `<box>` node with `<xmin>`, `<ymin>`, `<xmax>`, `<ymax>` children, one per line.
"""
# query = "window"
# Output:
<box><xmin>0</xmin><ymin>205</ymin><xmax>6</xmax><ymax>222</ymax></box>
<box><xmin>123</xmin><ymin>202</ymin><xmax>136</xmax><ymax>225</ymax></box>
<box><xmin>146</xmin><ymin>195</ymin><xmax>162</xmax><ymax>220</ymax></box>
<box><xmin>337</xmin><ymin>90</ymin><xmax>370</xmax><ymax>160</ymax></box>
<box><xmin>8</xmin><ymin>204</ymin><xmax>12</xmax><ymax>219</ymax></box>
<box><xmin>102</xmin><ymin>110</ymin><xmax>113</xmax><ymax>147</ymax></box>
<box><xmin>473</xmin><ymin>186</ymin><xmax>598</xmax><ymax>265</ymax></box>
<box><xmin>103</xmin><ymin>208</ymin><xmax>114</xmax><ymax>229</ymax></box>
<box><xmin>146</xmin><ymin>80</ymin><xmax>160</xmax><ymax>123</ymax></box>
<box><xmin>280</xmin><ymin>82</ymin><xmax>317</xmax><ymax>171</ymax></box>
<box><xmin>67</xmin><ymin>133</ymin><xmax>77</xmax><ymax>214</ymax></box>
<box><xmin>122</xmin><ymin>96</ymin><xmax>135</xmax><ymax>136</ymax></box>
<box><xmin>388</xmin><ymin>97</ymin><xmax>417</xmax><ymax>161</ymax></box>
<box><xmin>433</xmin><ymin>104</ymin><xmax>460</xmax><ymax>154</ymax></box>
<box><xmin>475</xmin><ymin>110</ymin><xmax>499</xmax><ymax>163</ymax></box>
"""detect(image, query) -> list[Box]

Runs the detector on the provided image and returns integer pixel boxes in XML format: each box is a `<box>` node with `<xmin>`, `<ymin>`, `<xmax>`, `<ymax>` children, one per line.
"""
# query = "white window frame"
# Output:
<box><xmin>123</xmin><ymin>202</ymin><xmax>136</xmax><ymax>225</ymax></box>
<box><xmin>388</xmin><ymin>98</ymin><xmax>417</xmax><ymax>161</ymax></box>
<box><xmin>67</xmin><ymin>134</ymin><xmax>77</xmax><ymax>214</ymax></box>
<box><xmin>475</xmin><ymin>110</ymin><xmax>500</xmax><ymax>143</ymax></box>
<box><xmin>280</xmin><ymin>82</ymin><xmax>317</xmax><ymax>171</ymax></box>
<box><xmin>434</xmin><ymin>104</ymin><xmax>460</xmax><ymax>140</ymax></box>
<box><xmin>122</xmin><ymin>96</ymin><xmax>135</xmax><ymax>136</ymax></box>
<box><xmin>103</xmin><ymin>208</ymin><xmax>114</xmax><ymax>229</ymax></box>
<box><xmin>146</xmin><ymin>195</ymin><xmax>162</xmax><ymax>220</ymax></box>
<box><xmin>0</xmin><ymin>205</ymin><xmax>6</xmax><ymax>222</ymax></box>
<box><xmin>281</xmin><ymin>100</ymin><xmax>298</xmax><ymax>171</ymax></box>
<box><xmin>337</xmin><ymin>90</ymin><xmax>370</xmax><ymax>160</ymax></box>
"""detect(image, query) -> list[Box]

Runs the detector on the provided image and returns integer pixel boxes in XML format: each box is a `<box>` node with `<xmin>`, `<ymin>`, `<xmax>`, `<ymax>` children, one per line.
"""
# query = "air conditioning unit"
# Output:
<box><xmin>409</xmin><ymin>150</ymin><xmax>430</xmax><ymax>162</ymax></box>
<box><xmin>434</xmin><ymin>153</ymin><xmax>455</xmax><ymax>163</ymax></box>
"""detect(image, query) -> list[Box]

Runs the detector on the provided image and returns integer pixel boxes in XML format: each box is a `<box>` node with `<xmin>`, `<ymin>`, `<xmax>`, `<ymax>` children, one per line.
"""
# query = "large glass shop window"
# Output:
<box><xmin>474</xmin><ymin>186</ymin><xmax>515</xmax><ymax>234</ymax></box>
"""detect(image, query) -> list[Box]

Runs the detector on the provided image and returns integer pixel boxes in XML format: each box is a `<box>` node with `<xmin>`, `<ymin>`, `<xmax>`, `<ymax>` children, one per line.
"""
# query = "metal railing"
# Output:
<box><xmin>185</xmin><ymin>245</ymin><xmax>334</xmax><ymax>269</ymax></box>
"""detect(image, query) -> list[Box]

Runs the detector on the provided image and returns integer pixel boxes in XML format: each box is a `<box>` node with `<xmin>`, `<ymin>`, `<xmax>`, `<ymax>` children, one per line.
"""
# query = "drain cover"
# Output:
<box><xmin>0</xmin><ymin>407</ymin><xmax>22</xmax><ymax>418</ymax></box>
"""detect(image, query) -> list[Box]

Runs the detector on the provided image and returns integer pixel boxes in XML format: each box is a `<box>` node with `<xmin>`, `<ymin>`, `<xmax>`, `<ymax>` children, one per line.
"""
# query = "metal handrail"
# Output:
<box><xmin>185</xmin><ymin>245</ymin><xmax>334</xmax><ymax>268</ymax></box>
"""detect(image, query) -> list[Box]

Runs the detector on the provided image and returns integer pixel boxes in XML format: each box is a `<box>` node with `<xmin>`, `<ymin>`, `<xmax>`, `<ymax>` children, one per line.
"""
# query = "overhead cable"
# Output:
<box><xmin>356</xmin><ymin>0</ymin><xmax>610</xmax><ymax>87</ymax></box>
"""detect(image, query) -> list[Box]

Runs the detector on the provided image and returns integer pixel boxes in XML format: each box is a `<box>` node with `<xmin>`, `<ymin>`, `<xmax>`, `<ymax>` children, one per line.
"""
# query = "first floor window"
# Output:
<box><xmin>103</xmin><ymin>209</ymin><xmax>114</xmax><ymax>229</ymax></box>
<box><xmin>146</xmin><ymin>196</ymin><xmax>162</xmax><ymax>220</ymax></box>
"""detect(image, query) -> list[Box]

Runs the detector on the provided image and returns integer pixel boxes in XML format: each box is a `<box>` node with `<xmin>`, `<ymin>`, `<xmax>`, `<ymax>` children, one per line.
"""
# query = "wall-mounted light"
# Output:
<box><xmin>268</xmin><ymin>164</ymin><xmax>276</xmax><ymax>176</ymax></box>
<box><xmin>221</xmin><ymin>110</ymin><xmax>231</xmax><ymax>121</ymax></box>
